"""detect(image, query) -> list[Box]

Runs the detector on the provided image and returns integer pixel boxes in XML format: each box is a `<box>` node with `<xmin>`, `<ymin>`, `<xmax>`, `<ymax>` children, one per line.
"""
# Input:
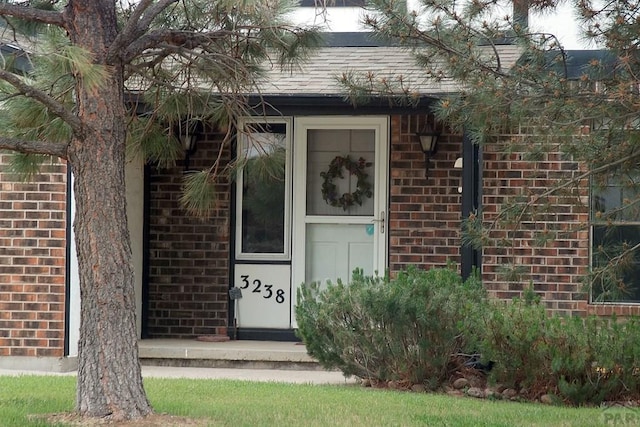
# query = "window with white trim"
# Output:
<box><xmin>236</xmin><ymin>118</ymin><xmax>291</xmax><ymax>260</ymax></box>
<box><xmin>591</xmin><ymin>174</ymin><xmax>640</xmax><ymax>302</ymax></box>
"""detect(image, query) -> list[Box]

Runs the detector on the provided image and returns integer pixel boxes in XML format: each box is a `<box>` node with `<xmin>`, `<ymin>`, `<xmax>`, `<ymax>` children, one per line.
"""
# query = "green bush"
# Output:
<box><xmin>478</xmin><ymin>290</ymin><xmax>553</xmax><ymax>391</ymax></box>
<box><xmin>479</xmin><ymin>291</ymin><xmax>640</xmax><ymax>404</ymax></box>
<box><xmin>550</xmin><ymin>315</ymin><xmax>640</xmax><ymax>405</ymax></box>
<box><xmin>295</xmin><ymin>267</ymin><xmax>486</xmax><ymax>387</ymax></box>
<box><xmin>297</xmin><ymin>267</ymin><xmax>640</xmax><ymax>405</ymax></box>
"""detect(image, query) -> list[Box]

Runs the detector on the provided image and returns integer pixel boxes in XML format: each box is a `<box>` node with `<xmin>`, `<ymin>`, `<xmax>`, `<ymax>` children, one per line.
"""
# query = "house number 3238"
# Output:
<box><xmin>240</xmin><ymin>275</ymin><xmax>286</xmax><ymax>304</ymax></box>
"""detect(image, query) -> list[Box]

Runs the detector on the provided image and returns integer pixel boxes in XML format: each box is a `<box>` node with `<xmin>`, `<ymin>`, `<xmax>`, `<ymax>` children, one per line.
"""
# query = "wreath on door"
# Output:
<box><xmin>320</xmin><ymin>155</ymin><xmax>372</xmax><ymax>210</ymax></box>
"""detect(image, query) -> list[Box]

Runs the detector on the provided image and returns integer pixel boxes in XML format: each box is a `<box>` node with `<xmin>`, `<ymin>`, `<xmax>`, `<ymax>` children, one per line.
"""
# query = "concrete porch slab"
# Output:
<box><xmin>138</xmin><ymin>339</ymin><xmax>323</xmax><ymax>370</ymax></box>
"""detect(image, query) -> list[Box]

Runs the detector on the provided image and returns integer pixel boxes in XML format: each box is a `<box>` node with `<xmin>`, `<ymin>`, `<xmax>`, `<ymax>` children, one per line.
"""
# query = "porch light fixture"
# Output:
<box><xmin>178</xmin><ymin>120</ymin><xmax>199</xmax><ymax>171</ymax></box>
<box><xmin>416</xmin><ymin>123</ymin><xmax>440</xmax><ymax>178</ymax></box>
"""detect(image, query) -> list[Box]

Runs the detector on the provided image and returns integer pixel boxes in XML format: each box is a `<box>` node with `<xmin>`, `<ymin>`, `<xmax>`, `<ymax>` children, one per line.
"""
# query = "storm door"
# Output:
<box><xmin>291</xmin><ymin>116</ymin><xmax>389</xmax><ymax>327</ymax></box>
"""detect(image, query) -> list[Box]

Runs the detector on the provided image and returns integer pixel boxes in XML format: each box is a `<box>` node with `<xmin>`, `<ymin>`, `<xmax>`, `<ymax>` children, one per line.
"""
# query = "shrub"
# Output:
<box><xmin>295</xmin><ymin>267</ymin><xmax>486</xmax><ymax>387</ymax></box>
<box><xmin>479</xmin><ymin>290</ymin><xmax>640</xmax><ymax>404</ymax></box>
<box><xmin>478</xmin><ymin>289</ymin><xmax>553</xmax><ymax>391</ymax></box>
<box><xmin>297</xmin><ymin>267</ymin><xmax>640</xmax><ymax>405</ymax></box>
<box><xmin>550</xmin><ymin>315</ymin><xmax>640</xmax><ymax>405</ymax></box>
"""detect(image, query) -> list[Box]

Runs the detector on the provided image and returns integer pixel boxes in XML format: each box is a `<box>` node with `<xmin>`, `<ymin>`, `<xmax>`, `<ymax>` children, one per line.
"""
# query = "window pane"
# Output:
<box><xmin>306</xmin><ymin>129</ymin><xmax>375</xmax><ymax>216</ymax></box>
<box><xmin>240</xmin><ymin>123</ymin><xmax>286</xmax><ymax>254</ymax></box>
<box><xmin>592</xmin><ymin>176</ymin><xmax>640</xmax><ymax>222</ymax></box>
<box><xmin>591</xmin><ymin>225</ymin><xmax>640</xmax><ymax>302</ymax></box>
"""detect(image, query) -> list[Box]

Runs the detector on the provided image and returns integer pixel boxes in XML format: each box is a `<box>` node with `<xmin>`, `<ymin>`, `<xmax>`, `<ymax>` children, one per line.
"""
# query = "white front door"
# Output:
<box><xmin>291</xmin><ymin>116</ymin><xmax>388</xmax><ymax>327</ymax></box>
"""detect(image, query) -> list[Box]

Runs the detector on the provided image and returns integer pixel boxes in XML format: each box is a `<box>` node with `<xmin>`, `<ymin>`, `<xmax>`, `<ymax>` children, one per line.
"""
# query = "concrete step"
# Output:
<box><xmin>138</xmin><ymin>339</ymin><xmax>325</xmax><ymax>371</ymax></box>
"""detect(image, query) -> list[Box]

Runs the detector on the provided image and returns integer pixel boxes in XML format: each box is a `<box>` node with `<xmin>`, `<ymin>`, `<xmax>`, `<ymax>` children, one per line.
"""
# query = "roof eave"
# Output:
<box><xmin>249</xmin><ymin>94</ymin><xmax>442</xmax><ymax>114</ymax></box>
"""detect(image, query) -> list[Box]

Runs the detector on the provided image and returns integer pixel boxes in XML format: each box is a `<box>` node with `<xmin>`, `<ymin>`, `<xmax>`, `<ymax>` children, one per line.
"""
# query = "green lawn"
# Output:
<box><xmin>0</xmin><ymin>375</ymin><xmax>633</xmax><ymax>426</ymax></box>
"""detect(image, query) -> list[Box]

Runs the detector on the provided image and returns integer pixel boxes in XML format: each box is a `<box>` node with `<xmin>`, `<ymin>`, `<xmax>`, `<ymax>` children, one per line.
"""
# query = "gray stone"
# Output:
<box><xmin>453</xmin><ymin>377</ymin><xmax>469</xmax><ymax>389</ymax></box>
<box><xmin>540</xmin><ymin>394</ymin><xmax>554</xmax><ymax>405</ymax></box>
<box><xmin>466</xmin><ymin>387</ymin><xmax>485</xmax><ymax>398</ymax></box>
<box><xmin>484</xmin><ymin>388</ymin><xmax>498</xmax><ymax>399</ymax></box>
<box><xmin>411</xmin><ymin>384</ymin><xmax>426</xmax><ymax>393</ymax></box>
<box><xmin>502</xmin><ymin>388</ymin><xmax>518</xmax><ymax>399</ymax></box>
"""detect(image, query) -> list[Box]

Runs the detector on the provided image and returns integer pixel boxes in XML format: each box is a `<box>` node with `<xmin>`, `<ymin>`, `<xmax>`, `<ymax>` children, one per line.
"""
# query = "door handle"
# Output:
<box><xmin>371</xmin><ymin>211</ymin><xmax>385</xmax><ymax>234</ymax></box>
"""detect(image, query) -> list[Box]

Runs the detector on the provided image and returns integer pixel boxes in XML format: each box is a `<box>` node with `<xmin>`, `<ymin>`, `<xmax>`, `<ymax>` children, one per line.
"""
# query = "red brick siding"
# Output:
<box><xmin>388</xmin><ymin>114</ymin><xmax>463</xmax><ymax>274</ymax></box>
<box><xmin>147</xmin><ymin>129</ymin><xmax>230</xmax><ymax>338</ymax></box>
<box><xmin>0</xmin><ymin>154</ymin><xmax>67</xmax><ymax>357</ymax></box>
<box><xmin>482</xmin><ymin>139</ymin><xmax>591</xmax><ymax>316</ymax></box>
<box><xmin>387</xmin><ymin>118</ymin><xmax>632</xmax><ymax>318</ymax></box>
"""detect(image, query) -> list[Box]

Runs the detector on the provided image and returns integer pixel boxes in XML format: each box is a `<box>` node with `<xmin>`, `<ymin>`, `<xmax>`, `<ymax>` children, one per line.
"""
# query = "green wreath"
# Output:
<box><xmin>320</xmin><ymin>155</ymin><xmax>373</xmax><ymax>210</ymax></box>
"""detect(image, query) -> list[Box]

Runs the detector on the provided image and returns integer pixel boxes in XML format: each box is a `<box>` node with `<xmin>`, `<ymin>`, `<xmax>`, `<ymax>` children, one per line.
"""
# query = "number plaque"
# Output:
<box><xmin>233</xmin><ymin>264</ymin><xmax>291</xmax><ymax>329</ymax></box>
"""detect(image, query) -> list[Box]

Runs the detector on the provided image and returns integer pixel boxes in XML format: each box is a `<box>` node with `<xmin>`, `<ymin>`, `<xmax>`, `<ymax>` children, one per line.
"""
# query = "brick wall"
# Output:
<box><xmin>146</xmin><ymin>128</ymin><xmax>230</xmax><ymax>338</ymax></box>
<box><xmin>481</xmin><ymin>137</ymin><xmax>592</xmax><ymax>316</ymax></box>
<box><xmin>480</xmin><ymin>136</ymin><xmax>640</xmax><ymax>316</ymax></box>
<box><xmin>388</xmin><ymin>114</ymin><xmax>463</xmax><ymax>274</ymax></box>
<box><xmin>387</xmin><ymin>118</ymin><xmax>638</xmax><ymax>318</ymax></box>
<box><xmin>0</xmin><ymin>154</ymin><xmax>67</xmax><ymax>357</ymax></box>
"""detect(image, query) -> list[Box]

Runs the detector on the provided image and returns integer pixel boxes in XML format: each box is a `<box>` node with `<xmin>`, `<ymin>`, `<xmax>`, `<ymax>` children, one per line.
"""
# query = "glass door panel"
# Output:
<box><xmin>292</xmin><ymin>116</ymin><xmax>389</xmax><ymax>327</ymax></box>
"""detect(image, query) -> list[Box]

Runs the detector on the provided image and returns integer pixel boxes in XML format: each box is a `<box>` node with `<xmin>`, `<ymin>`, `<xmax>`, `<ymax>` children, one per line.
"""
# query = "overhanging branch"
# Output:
<box><xmin>0</xmin><ymin>3</ymin><xmax>64</xmax><ymax>27</ymax></box>
<box><xmin>107</xmin><ymin>0</ymin><xmax>178</xmax><ymax>64</ymax></box>
<box><xmin>0</xmin><ymin>136</ymin><xmax>67</xmax><ymax>158</ymax></box>
<box><xmin>0</xmin><ymin>68</ymin><xmax>83</xmax><ymax>135</ymax></box>
<box><xmin>121</xmin><ymin>28</ymin><xmax>235</xmax><ymax>64</ymax></box>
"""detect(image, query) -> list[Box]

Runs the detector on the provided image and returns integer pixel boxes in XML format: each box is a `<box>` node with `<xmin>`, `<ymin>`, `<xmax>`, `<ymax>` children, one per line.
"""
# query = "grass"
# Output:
<box><xmin>0</xmin><ymin>375</ymin><xmax>633</xmax><ymax>426</ymax></box>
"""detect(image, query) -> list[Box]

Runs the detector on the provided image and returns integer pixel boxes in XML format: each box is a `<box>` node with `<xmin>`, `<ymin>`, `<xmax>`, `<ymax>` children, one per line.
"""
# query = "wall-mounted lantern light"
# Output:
<box><xmin>178</xmin><ymin>120</ymin><xmax>199</xmax><ymax>171</ymax></box>
<box><xmin>454</xmin><ymin>157</ymin><xmax>463</xmax><ymax>193</ymax></box>
<box><xmin>415</xmin><ymin>121</ymin><xmax>440</xmax><ymax>177</ymax></box>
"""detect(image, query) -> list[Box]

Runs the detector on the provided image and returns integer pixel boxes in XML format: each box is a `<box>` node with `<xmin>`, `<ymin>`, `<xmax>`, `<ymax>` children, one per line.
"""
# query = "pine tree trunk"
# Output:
<box><xmin>71</xmin><ymin>129</ymin><xmax>152</xmax><ymax>420</ymax></box>
<box><xmin>65</xmin><ymin>0</ymin><xmax>152</xmax><ymax>420</ymax></box>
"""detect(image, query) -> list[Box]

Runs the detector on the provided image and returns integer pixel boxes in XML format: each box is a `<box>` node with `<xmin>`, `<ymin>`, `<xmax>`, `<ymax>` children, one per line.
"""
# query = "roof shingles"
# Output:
<box><xmin>260</xmin><ymin>45</ymin><xmax>521</xmax><ymax>98</ymax></box>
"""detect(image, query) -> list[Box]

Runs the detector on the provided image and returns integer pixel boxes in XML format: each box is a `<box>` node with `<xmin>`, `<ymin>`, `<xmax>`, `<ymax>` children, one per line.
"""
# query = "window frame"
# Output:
<box><xmin>235</xmin><ymin>117</ymin><xmax>293</xmax><ymax>261</ymax></box>
<box><xmin>590</xmin><ymin>174</ymin><xmax>640</xmax><ymax>304</ymax></box>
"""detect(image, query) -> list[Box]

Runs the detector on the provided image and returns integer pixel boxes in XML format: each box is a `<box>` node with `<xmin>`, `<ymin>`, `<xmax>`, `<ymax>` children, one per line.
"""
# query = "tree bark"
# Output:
<box><xmin>65</xmin><ymin>0</ymin><xmax>152</xmax><ymax>420</ymax></box>
<box><xmin>513</xmin><ymin>0</ymin><xmax>529</xmax><ymax>29</ymax></box>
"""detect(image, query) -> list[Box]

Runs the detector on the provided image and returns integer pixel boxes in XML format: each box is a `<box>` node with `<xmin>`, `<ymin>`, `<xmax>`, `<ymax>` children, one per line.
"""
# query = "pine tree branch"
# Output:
<box><xmin>107</xmin><ymin>0</ymin><xmax>178</xmax><ymax>64</ymax></box>
<box><xmin>529</xmin><ymin>150</ymin><xmax>640</xmax><ymax>212</ymax></box>
<box><xmin>0</xmin><ymin>68</ymin><xmax>83</xmax><ymax>135</ymax></box>
<box><xmin>0</xmin><ymin>136</ymin><xmax>67</xmax><ymax>158</ymax></box>
<box><xmin>485</xmin><ymin>149</ymin><xmax>640</xmax><ymax>238</ymax></box>
<box><xmin>0</xmin><ymin>3</ymin><xmax>64</xmax><ymax>27</ymax></box>
<box><xmin>121</xmin><ymin>28</ymin><xmax>236</xmax><ymax>63</ymax></box>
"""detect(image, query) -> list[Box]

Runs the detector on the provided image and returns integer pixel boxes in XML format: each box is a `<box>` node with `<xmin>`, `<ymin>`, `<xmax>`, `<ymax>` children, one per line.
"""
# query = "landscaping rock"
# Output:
<box><xmin>502</xmin><ymin>388</ymin><xmax>518</xmax><ymax>399</ymax></box>
<box><xmin>540</xmin><ymin>394</ymin><xmax>554</xmax><ymax>405</ymax></box>
<box><xmin>466</xmin><ymin>387</ymin><xmax>485</xmax><ymax>398</ymax></box>
<box><xmin>361</xmin><ymin>378</ymin><xmax>372</xmax><ymax>387</ymax></box>
<box><xmin>484</xmin><ymin>388</ymin><xmax>498</xmax><ymax>399</ymax></box>
<box><xmin>469</xmin><ymin>377</ymin><xmax>485</xmax><ymax>388</ymax></box>
<box><xmin>411</xmin><ymin>384</ymin><xmax>426</xmax><ymax>393</ymax></box>
<box><xmin>453</xmin><ymin>378</ymin><xmax>469</xmax><ymax>389</ymax></box>
<box><xmin>495</xmin><ymin>384</ymin><xmax>507</xmax><ymax>393</ymax></box>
